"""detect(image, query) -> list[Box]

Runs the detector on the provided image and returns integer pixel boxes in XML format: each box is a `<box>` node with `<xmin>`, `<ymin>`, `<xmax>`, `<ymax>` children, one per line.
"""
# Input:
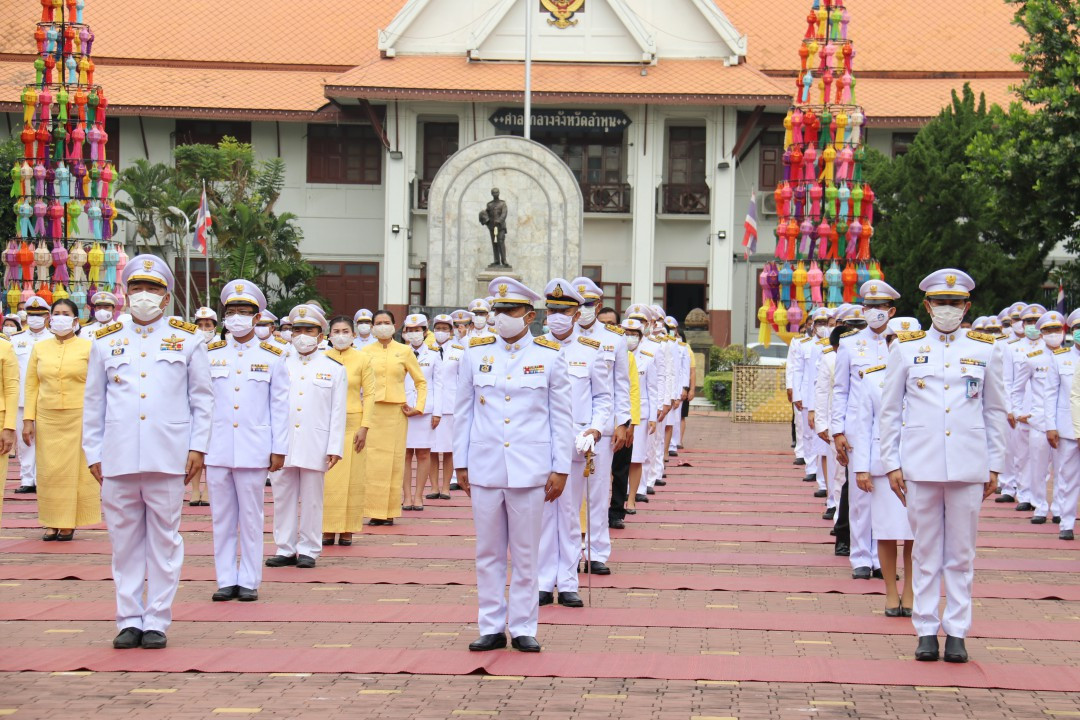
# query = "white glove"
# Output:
<box><xmin>575</xmin><ymin>431</ymin><xmax>596</xmax><ymax>454</ymax></box>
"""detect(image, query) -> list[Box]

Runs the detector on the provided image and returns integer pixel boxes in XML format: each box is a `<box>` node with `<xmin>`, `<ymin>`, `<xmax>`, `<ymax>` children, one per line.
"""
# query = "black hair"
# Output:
<box><xmin>3</xmin><ymin>317</ymin><xmax>21</xmax><ymax>331</ymax></box>
<box><xmin>51</xmin><ymin>298</ymin><xmax>81</xmax><ymax>336</ymax></box>
<box><xmin>328</xmin><ymin>315</ymin><xmax>353</xmax><ymax>333</ymax></box>
<box><xmin>598</xmin><ymin>306</ymin><xmax>620</xmax><ymax>323</ymax></box>
<box><xmin>373</xmin><ymin>309</ymin><xmax>396</xmax><ymax>324</ymax></box>
<box><xmin>828</xmin><ymin>325</ymin><xmax>847</xmax><ymax>350</ymax></box>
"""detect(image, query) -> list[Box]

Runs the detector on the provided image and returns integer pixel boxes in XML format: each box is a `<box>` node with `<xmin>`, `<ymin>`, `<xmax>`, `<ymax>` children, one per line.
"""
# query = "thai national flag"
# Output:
<box><xmin>1057</xmin><ymin>282</ymin><xmax>1066</xmax><ymax>314</ymax></box>
<box><xmin>193</xmin><ymin>186</ymin><xmax>211</xmax><ymax>256</ymax></box>
<box><xmin>741</xmin><ymin>192</ymin><xmax>758</xmax><ymax>259</ymax></box>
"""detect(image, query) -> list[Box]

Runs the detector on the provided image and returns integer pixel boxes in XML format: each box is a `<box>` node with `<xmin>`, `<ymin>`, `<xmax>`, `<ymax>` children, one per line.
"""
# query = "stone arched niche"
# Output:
<box><xmin>427</xmin><ymin>136</ymin><xmax>583</xmax><ymax>306</ymax></box>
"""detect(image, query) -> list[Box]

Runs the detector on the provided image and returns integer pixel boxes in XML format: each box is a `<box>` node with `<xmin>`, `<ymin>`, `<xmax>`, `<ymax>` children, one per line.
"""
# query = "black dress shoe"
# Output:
<box><xmin>1032</xmin><ymin>516</ymin><xmax>1047</xmax><ymax>525</ymax></box>
<box><xmin>884</xmin><ymin>606</ymin><xmax>903</xmax><ymax>617</ymax></box>
<box><xmin>538</xmin><ymin>591</ymin><xmax>554</xmax><ymax>606</ymax></box>
<box><xmin>449</xmin><ymin>483</ymin><xmax>461</xmax><ymax>491</ymax></box>
<box><xmin>915</xmin><ymin>635</ymin><xmax>940</xmax><ymax>661</ymax></box>
<box><xmin>803</xmin><ymin>474</ymin><xmax>817</xmax><ymax>483</ymax></box>
<box><xmin>42</xmin><ymin>529</ymin><xmax>58</xmax><ymax>541</ymax></box>
<box><xmin>439</xmin><ymin>493</ymin><xmax>451</xmax><ymax>500</ymax></box>
<box><xmin>902</xmin><ymin>607</ymin><xmax>912</xmax><ymax>617</ymax></box>
<box><xmin>424</xmin><ymin>493</ymin><xmax>440</xmax><ymax>500</ymax></box>
<box><xmin>13</xmin><ymin>485</ymin><xmax>35</xmax><ymax>494</ymax></box>
<box><xmin>141</xmin><ymin>630</ymin><xmax>167</xmax><ymax>649</ymax></box>
<box><xmin>511</xmin><ymin>636</ymin><xmax>541</xmax><ymax>652</ymax></box>
<box><xmin>296</xmin><ymin>555</ymin><xmax>316</xmax><ymax>569</ymax></box>
<box><xmin>852</xmin><ymin>566</ymin><xmax>872</xmax><ymax>580</ymax></box>
<box><xmin>583</xmin><ymin>561</ymin><xmax>611</xmax><ymax>575</ymax></box>
<box><xmin>794</xmin><ymin>458</ymin><xmax>806</xmax><ymax>466</ymax></box>
<box><xmin>237</xmin><ymin>587</ymin><xmax>258</xmax><ymax>602</ymax></box>
<box><xmin>1060</xmin><ymin>529</ymin><xmax>1075</xmax><ymax>540</ymax></box>
<box><xmin>338</xmin><ymin>536</ymin><xmax>353</xmax><ymax>546</ymax></box>
<box><xmin>668</xmin><ymin>450</ymin><xmax>677</xmax><ymax>457</ymax></box>
<box><xmin>1016</xmin><ymin>502</ymin><xmax>1034</xmax><ymax>511</ymax></box>
<box><xmin>654</xmin><ymin>479</ymin><xmax>667</xmax><ymax>486</ymax></box>
<box><xmin>322</xmin><ymin>536</ymin><xmax>336</xmax><ymax>546</ymax></box>
<box><xmin>469</xmin><ymin>633</ymin><xmax>507</xmax><ymax>651</ymax></box>
<box><xmin>814</xmin><ymin>489</ymin><xmax>827</xmax><ymax>498</ymax></box>
<box><xmin>1053</xmin><ymin>516</ymin><xmax>1061</xmax><ymax>524</ymax></box>
<box><xmin>212</xmin><ymin>585</ymin><xmax>239</xmax><ymax>602</ymax></box>
<box><xmin>834</xmin><ymin>542</ymin><xmax>850</xmax><ymax>556</ymax></box>
<box><xmin>635</xmin><ymin>494</ymin><xmax>649</xmax><ymax>503</ymax></box>
<box><xmin>995</xmin><ymin>494</ymin><xmax>1016</xmax><ymax>503</ymax></box>
<box><xmin>823</xmin><ymin>507</ymin><xmax>836</xmax><ymax>520</ymax></box>
<box><xmin>943</xmin><ymin>635</ymin><xmax>968</xmax><ymax>663</ymax></box>
<box><xmin>609</xmin><ymin>518</ymin><xmax>625</xmax><ymax>529</ymax></box>
<box><xmin>57</xmin><ymin>530</ymin><xmax>74</xmax><ymax>542</ymax></box>
<box><xmin>558</xmin><ymin>591</ymin><xmax>584</xmax><ymax>607</ymax></box>
<box><xmin>625</xmin><ymin>508</ymin><xmax>637</xmax><ymax>515</ymax></box>
<box><xmin>646</xmin><ymin>487</ymin><xmax>655</xmax><ymax>495</ymax></box>
<box><xmin>368</xmin><ymin>518</ymin><xmax>387</xmax><ymax>526</ymax></box>
<box><xmin>265</xmin><ymin>554</ymin><xmax>297</xmax><ymax>567</ymax></box>
<box><xmin>113</xmin><ymin>627</ymin><xmax>143</xmax><ymax>649</ymax></box>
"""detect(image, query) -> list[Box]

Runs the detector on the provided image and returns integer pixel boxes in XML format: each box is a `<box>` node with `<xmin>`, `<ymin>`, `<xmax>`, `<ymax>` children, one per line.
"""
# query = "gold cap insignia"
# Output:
<box><xmin>142</xmin><ymin>259</ymin><xmax>154</xmax><ymax>271</ymax></box>
<box><xmin>552</xmin><ymin>285</ymin><xmax>564</xmax><ymax>299</ymax></box>
<box><xmin>870</xmin><ymin>284</ymin><xmax>878</xmax><ymax>294</ymax></box>
<box><xmin>498</xmin><ymin>283</ymin><xmax>508</xmax><ymax>298</ymax></box>
<box><xmin>577</xmin><ymin>284</ymin><xmax>586</xmax><ymax>293</ymax></box>
<box><xmin>298</xmin><ymin>307</ymin><xmax>307</xmax><ymax>318</ymax></box>
<box><xmin>901</xmin><ymin>321</ymin><xmax>911</xmax><ymax>330</ymax></box>
<box><xmin>945</xmin><ymin>274</ymin><xmax>956</xmax><ymax>287</ymax></box>
<box><xmin>235</xmin><ymin>283</ymin><xmax>244</xmax><ymax>293</ymax></box>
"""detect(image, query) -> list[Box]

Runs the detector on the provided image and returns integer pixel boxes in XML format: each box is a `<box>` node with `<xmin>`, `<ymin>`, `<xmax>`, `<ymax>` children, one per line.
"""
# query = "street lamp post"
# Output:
<box><xmin>167</xmin><ymin>206</ymin><xmax>192</xmax><ymax>318</ymax></box>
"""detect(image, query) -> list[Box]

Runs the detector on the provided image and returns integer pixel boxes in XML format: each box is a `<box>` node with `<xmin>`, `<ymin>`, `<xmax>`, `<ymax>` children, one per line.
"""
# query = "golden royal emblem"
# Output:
<box><xmin>541</xmin><ymin>0</ymin><xmax>585</xmax><ymax>28</ymax></box>
<box><xmin>142</xmin><ymin>259</ymin><xmax>154</xmax><ymax>271</ymax></box>
<box><xmin>553</xmin><ymin>285</ymin><xmax>564</xmax><ymax>299</ymax></box>
<box><xmin>498</xmin><ymin>283</ymin><xmax>508</xmax><ymax>298</ymax></box>
<box><xmin>577</xmin><ymin>284</ymin><xmax>586</xmax><ymax>294</ymax></box>
<box><xmin>298</xmin><ymin>307</ymin><xmax>307</xmax><ymax>317</ymax></box>
<box><xmin>870</xmin><ymin>284</ymin><xmax>878</xmax><ymax>295</ymax></box>
<box><xmin>901</xmin><ymin>321</ymin><xmax>911</xmax><ymax>330</ymax></box>
<box><xmin>235</xmin><ymin>283</ymin><xmax>244</xmax><ymax>294</ymax></box>
<box><xmin>945</xmin><ymin>274</ymin><xmax>957</xmax><ymax>287</ymax></box>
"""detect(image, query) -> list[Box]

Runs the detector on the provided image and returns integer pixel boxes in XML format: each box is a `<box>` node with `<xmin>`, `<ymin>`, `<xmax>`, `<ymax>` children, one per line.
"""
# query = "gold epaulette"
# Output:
<box><xmin>897</xmin><ymin>331</ymin><xmax>926</xmax><ymax>343</ymax></box>
<box><xmin>95</xmin><ymin>322</ymin><xmax>122</xmax><ymax>339</ymax></box>
<box><xmin>840</xmin><ymin>329</ymin><xmax>858</xmax><ymax>338</ymax></box>
<box><xmin>1007</xmin><ymin>337</ymin><xmax>1021</xmax><ymax>344</ymax></box>
<box><xmin>1054</xmin><ymin>347</ymin><xmax>1069</xmax><ymax>355</ymax></box>
<box><xmin>534</xmin><ymin>336</ymin><xmax>561</xmax><ymax>351</ymax></box>
<box><xmin>78</xmin><ymin>318</ymin><xmax>91</xmax><ymax>327</ymax></box>
<box><xmin>260</xmin><ymin>341</ymin><xmax>283</xmax><ymax>356</ymax></box>
<box><xmin>169</xmin><ymin>318</ymin><xmax>197</xmax><ymax>334</ymax></box>
<box><xmin>800</xmin><ymin>336</ymin><xmax>814</xmax><ymax>343</ymax></box>
<box><xmin>605</xmin><ymin>323</ymin><xmax>625</xmax><ymax>336</ymax></box>
<box><xmin>967</xmin><ymin>331</ymin><xmax>995</xmax><ymax>345</ymax></box>
<box><xmin>273</xmin><ymin>336</ymin><xmax>289</xmax><ymax>345</ymax></box>
<box><xmin>578</xmin><ymin>336</ymin><xmax>601</xmax><ymax>350</ymax></box>
<box><xmin>822</xmin><ymin>346</ymin><xmax>834</xmax><ymax>354</ymax></box>
<box><xmin>0</xmin><ymin>332</ymin><xmax>8</xmax><ymax>341</ymax></box>
<box><xmin>641</xmin><ymin>350</ymin><xmax>654</xmax><ymax>357</ymax></box>
<box><xmin>451</xmin><ymin>344</ymin><xmax>464</xmax><ymax>351</ymax></box>
<box><xmin>207</xmin><ymin>340</ymin><xmax>227</xmax><ymax>351</ymax></box>
<box><xmin>470</xmin><ymin>336</ymin><xmax>496</xmax><ymax>347</ymax></box>
<box><xmin>862</xmin><ymin>364</ymin><xmax>886</xmax><ymax>375</ymax></box>
<box><xmin>679</xmin><ymin>341</ymin><xmax>688</xmax><ymax>347</ymax></box>
<box><xmin>1028</xmin><ymin>349</ymin><xmax>1043</xmax><ymax>358</ymax></box>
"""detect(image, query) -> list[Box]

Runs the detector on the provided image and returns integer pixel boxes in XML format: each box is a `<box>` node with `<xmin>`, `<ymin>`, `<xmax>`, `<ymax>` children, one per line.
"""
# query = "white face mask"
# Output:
<box><xmin>373</xmin><ymin>324</ymin><xmax>395</xmax><ymax>340</ymax></box>
<box><xmin>487</xmin><ymin>315</ymin><xmax>495</xmax><ymax>327</ymax></box>
<box><xmin>49</xmin><ymin>315</ymin><xmax>76</xmax><ymax>336</ymax></box>
<box><xmin>329</xmin><ymin>333</ymin><xmax>354</xmax><ymax>350</ymax></box>
<box><xmin>434</xmin><ymin>330</ymin><xmax>451</xmax><ymax>344</ymax></box>
<box><xmin>292</xmin><ymin>333</ymin><xmax>319</xmax><ymax>354</ymax></box>
<box><xmin>129</xmin><ymin>291</ymin><xmax>165</xmax><ymax>322</ymax></box>
<box><xmin>3</xmin><ymin>325</ymin><xmax>16</xmax><ymax>334</ymax></box>
<box><xmin>578</xmin><ymin>305</ymin><xmax>596</xmax><ymax>327</ymax></box>
<box><xmin>94</xmin><ymin>308</ymin><xmax>113</xmax><ymax>324</ymax></box>
<box><xmin>280</xmin><ymin>330</ymin><xmax>292</xmax><ymax>342</ymax></box>
<box><xmin>494</xmin><ymin>312</ymin><xmax>527</xmax><ymax>339</ymax></box>
<box><xmin>815</xmin><ymin>325</ymin><xmax>829</xmax><ymax>339</ymax></box>
<box><xmin>473</xmin><ymin>315</ymin><xmax>487</xmax><ymax>328</ymax></box>
<box><xmin>26</xmin><ymin>315</ymin><xmax>46</xmax><ymax>331</ymax></box>
<box><xmin>1044</xmin><ymin>331</ymin><xmax>1065</xmax><ymax>349</ymax></box>
<box><xmin>1013</xmin><ymin>321</ymin><xmax>1025</xmax><ymax>336</ymax></box>
<box><xmin>254</xmin><ymin>325</ymin><xmax>272</xmax><ymax>340</ymax></box>
<box><xmin>866</xmin><ymin>308</ymin><xmax>890</xmax><ymax>330</ymax></box>
<box><xmin>1025</xmin><ymin>325</ymin><xmax>1040</xmax><ymax>340</ymax></box>
<box><xmin>547</xmin><ymin>312</ymin><xmax>574</xmax><ymax>337</ymax></box>
<box><xmin>356</xmin><ymin>322</ymin><xmax>372</xmax><ymax>337</ymax></box>
<box><xmin>626</xmin><ymin>335</ymin><xmax>640</xmax><ymax>351</ymax></box>
<box><xmin>200</xmin><ymin>329</ymin><xmax>216</xmax><ymax>341</ymax></box>
<box><xmin>224</xmin><ymin>314</ymin><xmax>254</xmax><ymax>336</ymax></box>
<box><xmin>929</xmin><ymin>305</ymin><xmax>966</xmax><ymax>333</ymax></box>
<box><xmin>403</xmin><ymin>330</ymin><xmax>425</xmax><ymax>347</ymax></box>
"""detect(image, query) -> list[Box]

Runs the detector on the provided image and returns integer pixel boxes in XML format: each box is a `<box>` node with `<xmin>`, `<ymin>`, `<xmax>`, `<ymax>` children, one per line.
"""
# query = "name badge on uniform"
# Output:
<box><xmin>111</xmin><ymin>347</ymin><xmax>124</xmax><ymax>356</ymax></box>
<box><xmin>603</xmin><ymin>344</ymin><xmax>615</xmax><ymax>353</ymax></box>
<box><xmin>569</xmin><ymin>361</ymin><xmax>587</xmax><ymax>368</ymax></box>
<box><xmin>524</xmin><ymin>365</ymin><xmax>545</xmax><ymax>375</ymax></box>
<box><xmin>315</xmin><ymin>372</ymin><xmax>332</xmax><ymax>381</ymax></box>
<box><xmin>915</xmin><ymin>356</ymin><xmax>928</xmax><ymax>364</ymax></box>
<box><xmin>479</xmin><ymin>364</ymin><xmax>492</xmax><ymax>373</ymax></box>
<box><xmin>250</xmin><ymin>363</ymin><xmax>268</xmax><ymax>373</ymax></box>
<box><xmin>966</xmin><ymin>377</ymin><xmax>981</xmax><ymax>399</ymax></box>
<box><xmin>960</xmin><ymin>358</ymin><xmax>986</xmax><ymax>367</ymax></box>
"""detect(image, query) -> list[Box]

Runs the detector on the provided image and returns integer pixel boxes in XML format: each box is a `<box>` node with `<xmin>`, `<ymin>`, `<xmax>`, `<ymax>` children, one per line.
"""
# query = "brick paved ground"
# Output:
<box><xmin>1</xmin><ymin>413</ymin><xmax>1079</xmax><ymax>719</ymax></box>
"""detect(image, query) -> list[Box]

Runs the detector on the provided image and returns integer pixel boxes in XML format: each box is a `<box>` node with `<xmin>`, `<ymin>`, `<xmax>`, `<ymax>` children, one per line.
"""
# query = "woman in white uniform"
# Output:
<box><xmin>427</xmin><ymin>312</ymin><xmax>466</xmax><ymax>500</ymax></box>
<box><xmin>401</xmin><ymin>314</ymin><xmax>442</xmax><ymax>510</ymax></box>
<box><xmin>622</xmin><ymin>318</ymin><xmax>657</xmax><ymax>514</ymax></box>
<box><xmin>853</xmin><ymin>317</ymin><xmax>917</xmax><ymax>617</ymax></box>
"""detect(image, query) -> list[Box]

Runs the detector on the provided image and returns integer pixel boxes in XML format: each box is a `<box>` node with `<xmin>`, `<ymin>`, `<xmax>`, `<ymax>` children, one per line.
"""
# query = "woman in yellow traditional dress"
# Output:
<box><xmin>357</xmin><ymin>310</ymin><xmax>426</xmax><ymax>526</ymax></box>
<box><xmin>322</xmin><ymin>316</ymin><xmax>372</xmax><ymax>546</ymax></box>
<box><xmin>23</xmin><ymin>298</ymin><xmax>99</xmax><ymax>541</ymax></box>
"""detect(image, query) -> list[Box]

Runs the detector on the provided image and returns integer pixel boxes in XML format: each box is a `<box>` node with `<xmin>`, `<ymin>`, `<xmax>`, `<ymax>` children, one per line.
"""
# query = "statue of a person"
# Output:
<box><xmin>478</xmin><ymin>188</ymin><xmax>509</xmax><ymax>268</ymax></box>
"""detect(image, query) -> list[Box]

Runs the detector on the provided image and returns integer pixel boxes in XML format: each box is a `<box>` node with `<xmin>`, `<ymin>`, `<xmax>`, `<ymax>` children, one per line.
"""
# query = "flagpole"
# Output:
<box><xmin>524</xmin><ymin>0</ymin><xmax>533</xmax><ymax>140</ymax></box>
<box><xmin>203</xmin><ymin>179</ymin><xmax>210</xmax><ymax>307</ymax></box>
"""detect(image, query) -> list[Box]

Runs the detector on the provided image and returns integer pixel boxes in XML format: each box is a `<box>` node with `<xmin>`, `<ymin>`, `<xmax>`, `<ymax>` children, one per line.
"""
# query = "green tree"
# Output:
<box><xmin>0</xmin><ymin>137</ymin><xmax>23</xmax><ymax>236</ymax></box>
<box><xmin>866</xmin><ymin>86</ymin><xmax>1051</xmax><ymax>320</ymax></box>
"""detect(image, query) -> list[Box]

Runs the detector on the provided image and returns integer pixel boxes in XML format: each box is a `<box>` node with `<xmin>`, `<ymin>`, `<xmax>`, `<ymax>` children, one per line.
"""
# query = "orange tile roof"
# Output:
<box><xmin>857</xmin><ymin>77</ymin><xmax>1020</xmax><ymax>125</ymax></box>
<box><xmin>717</xmin><ymin>0</ymin><xmax>1025</xmax><ymax>74</ymax></box>
<box><xmin>326</xmin><ymin>56</ymin><xmax>792</xmax><ymax>104</ymax></box>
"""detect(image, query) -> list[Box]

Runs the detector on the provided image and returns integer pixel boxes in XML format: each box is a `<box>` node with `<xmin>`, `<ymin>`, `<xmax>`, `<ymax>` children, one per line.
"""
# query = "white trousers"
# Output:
<box><xmin>271</xmin><ymin>467</ymin><xmax>325</xmax><ymax>560</ymax></box>
<box><xmin>207</xmin><ymin>466</ymin><xmax>267</xmax><ymax>590</ymax></box>
<box><xmin>15</xmin><ymin>407</ymin><xmax>35</xmax><ymax>486</ymax></box>
<box><xmin>1052</xmin><ymin>441</ymin><xmax>1080</xmax><ymax>531</ymax></box>
<box><xmin>539</xmin><ymin>455</ymin><xmax>586</xmax><ymax>593</ymax></box>
<box><xmin>906</xmin><ymin>480</ymin><xmax>983</xmax><ymax>638</ymax></box>
<box><xmin>1000</xmin><ymin>421</ymin><xmax>1019</xmax><ymax>496</ymax></box>
<box><xmin>820</xmin><ymin>449</ymin><xmax>842</xmax><ymax>510</ymax></box>
<box><xmin>793</xmin><ymin>403</ymin><xmax>804</xmax><ymax>459</ymax></box>
<box><xmin>101</xmin><ymin>473</ymin><xmax>185</xmax><ymax>633</ymax></box>
<box><xmin>1014</xmin><ymin>424</ymin><xmax>1031</xmax><ymax>502</ymax></box>
<box><xmin>1026</xmin><ymin>428</ymin><xmax>1053</xmax><ymax>517</ymax></box>
<box><xmin>645</xmin><ymin>418</ymin><xmax>665</xmax><ymax>489</ymax></box>
<box><xmin>586</xmin><ymin>436</ymin><xmax>614</xmax><ymax>563</ymax></box>
<box><xmin>472</xmin><ymin>485</ymin><xmax>545</xmax><ymax>638</ymax></box>
<box><xmin>849</xmin><ymin>469</ymin><xmax>878</xmax><ymax>570</ymax></box>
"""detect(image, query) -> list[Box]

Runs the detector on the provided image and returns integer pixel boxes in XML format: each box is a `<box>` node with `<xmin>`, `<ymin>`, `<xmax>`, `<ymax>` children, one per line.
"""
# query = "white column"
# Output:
<box><xmin>629</xmin><ymin>105</ymin><xmax>659</xmax><ymax>302</ymax></box>
<box><xmin>382</xmin><ymin>103</ymin><xmax>414</xmax><ymax>308</ymax></box>
<box><xmin>707</xmin><ymin>106</ymin><xmax>738</xmax><ymax>335</ymax></box>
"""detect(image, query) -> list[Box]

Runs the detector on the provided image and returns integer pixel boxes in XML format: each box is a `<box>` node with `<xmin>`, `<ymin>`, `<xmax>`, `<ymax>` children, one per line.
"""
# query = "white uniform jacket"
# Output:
<box><xmin>83</xmin><ymin>317</ymin><xmax>213</xmax><ymax>477</ymax></box>
<box><xmin>544</xmin><ymin>330</ymin><xmax>612</xmax><ymax>436</ymax></box>
<box><xmin>786</xmin><ymin>336</ymin><xmax>807</xmax><ymax>394</ymax></box>
<box><xmin>353</xmin><ymin>334</ymin><xmax>377</xmax><ymax>350</ymax></box>
<box><xmin>281</xmin><ymin>352</ymin><xmax>347</xmax><ymax>471</ymax></box>
<box><xmin>436</xmin><ymin>340</ymin><xmax>466</xmax><ymax>416</ymax></box>
<box><xmin>812</xmin><ymin>343</ymin><xmax>835</xmax><ymax>434</ymax></box>
<box><xmin>1045</xmin><ymin>345</ymin><xmax>1079</xmax><ymax>440</ymax></box>
<box><xmin>578</xmin><ymin>322</ymin><xmax>632</xmax><ymax>431</ymax></box>
<box><xmin>454</xmin><ymin>332</ymin><xmax>573</xmax><ymax>488</ymax></box>
<box><xmin>851</xmin><ymin>362</ymin><xmax>889</xmax><ymax>475</ymax></box>
<box><xmin>830</xmin><ymin>327</ymin><xmax>889</xmax><ymax>437</ymax></box>
<box><xmin>633</xmin><ymin>345</ymin><xmax>660</xmax><ymax>422</ymax></box>
<box><xmin>406</xmin><ymin>343</ymin><xmax>442</xmax><ymax>417</ymax></box>
<box><xmin>879</xmin><ymin>329</ymin><xmax>1008</xmax><ymax>483</ymax></box>
<box><xmin>1008</xmin><ymin>336</ymin><xmax>1044</xmax><ymax>419</ymax></box>
<box><xmin>1012</xmin><ymin>340</ymin><xmax>1051</xmax><ymax>432</ymax></box>
<box><xmin>797</xmin><ymin>338</ymin><xmax>826</xmax><ymax>409</ymax></box>
<box><xmin>206</xmin><ymin>337</ymin><xmax>291</xmax><ymax>468</ymax></box>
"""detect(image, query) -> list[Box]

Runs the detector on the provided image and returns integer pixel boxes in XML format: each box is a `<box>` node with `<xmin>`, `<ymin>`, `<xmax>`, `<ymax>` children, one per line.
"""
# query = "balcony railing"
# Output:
<box><xmin>583</xmin><ymin>182</ymin><xmax>631</xmax><ymax>213</ymax></box>
<box><xmin>661</xmin><ymin>183</ymin><xmax>710</xmax><ymax>215</ymax></box>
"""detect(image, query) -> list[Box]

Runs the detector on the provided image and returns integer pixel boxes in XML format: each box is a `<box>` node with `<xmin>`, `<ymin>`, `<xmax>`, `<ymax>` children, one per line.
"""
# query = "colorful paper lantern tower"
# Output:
<box><xmin>759</xmin><ymin>0</ymin><xmax>884</xmax><ymax>344</ymax></box>
<box><xmin>9</xmin><ymin>0</ymin><xmax>118</xmax><ymax>319</ymax></box>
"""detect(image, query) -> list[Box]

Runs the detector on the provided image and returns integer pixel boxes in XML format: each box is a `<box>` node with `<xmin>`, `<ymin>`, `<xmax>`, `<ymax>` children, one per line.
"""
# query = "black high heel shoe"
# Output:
<box><xmin>884</xmin><ymin>606</ymin><xmax>903</xmax><ymax>617</ymax></box>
